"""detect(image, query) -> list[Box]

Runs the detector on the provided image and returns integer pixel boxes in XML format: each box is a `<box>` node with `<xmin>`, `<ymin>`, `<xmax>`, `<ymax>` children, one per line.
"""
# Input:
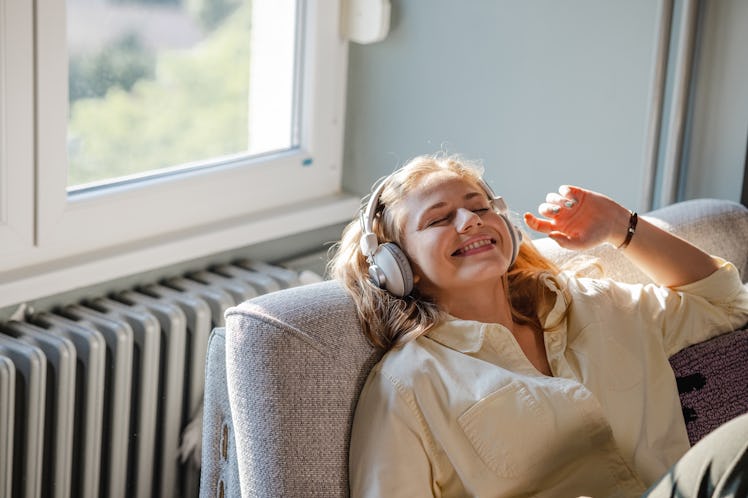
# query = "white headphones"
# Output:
<box><xmin>359</xmin><ymin>176</ymin><xmax>522</xmax><ymax>297</ymax></box>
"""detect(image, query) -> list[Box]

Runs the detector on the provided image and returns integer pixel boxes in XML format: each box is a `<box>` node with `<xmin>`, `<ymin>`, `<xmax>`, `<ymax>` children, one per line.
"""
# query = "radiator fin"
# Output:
<box><xmin>0</xmin><ymin>334</ymin><xmax>46</xmax><ymax>498</ymax></box>
<box><xmin>0</xmin><ymin>321</ymin><xmax>77</xmax><ymax>498</ymax></box>
<box><xmin>32</xmin><ymin>313</ymin><xmax>107</xmax><ymax>498</ymax></box>
<box><xmin>0</xmin><ymin>356</ymin><xmax>14</xmax><ymax>498</ymax></box>
<box><xmin>88</xmin><ymin>297</ymin><xmax>162</xmax><ymax>498</ymax></box>
<box><xmin>61</xmin><ymin>304</ymin><xmax>134</xmax><ymax>498</ymax></box>
<box><xmin>0</xmin><ymin>261</ymin><xmax>300</xmax><ymax>498</ymax></box>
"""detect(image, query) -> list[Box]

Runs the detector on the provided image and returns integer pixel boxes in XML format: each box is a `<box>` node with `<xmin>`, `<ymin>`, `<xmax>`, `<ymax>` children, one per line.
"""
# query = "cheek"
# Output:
<box><xmin>403</xmin><ymin>237</ymin><xmax>449</xmax><ymax>287</ymax></box>
<box><xmin>402</xmin><ymin>236</ymin><xmax>436</xmax><ymax>275</ymax></box>
<box><xmin>401</xmin><ymin>240</ymin><xmax>423</xmax><ymax>273</ymax></box>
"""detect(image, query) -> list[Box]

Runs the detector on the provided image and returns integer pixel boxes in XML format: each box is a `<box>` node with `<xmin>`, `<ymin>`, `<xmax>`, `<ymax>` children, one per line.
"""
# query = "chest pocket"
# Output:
<box><xmin>458</xmin><ymin>380</ymin><xmax>553</xmax><ymax>478</ymax></box>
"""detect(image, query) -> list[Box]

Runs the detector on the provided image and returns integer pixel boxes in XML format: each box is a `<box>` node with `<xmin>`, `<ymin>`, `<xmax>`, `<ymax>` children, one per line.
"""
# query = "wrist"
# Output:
<box><xmin>616</xmin><ymin>210</ymin><xmax>638</xmax><ymax>250</ymax></box>
<box><xmin>606</xmin><ymin>206</ymin><xmax>636</xmax><ymax>248</ymax></box>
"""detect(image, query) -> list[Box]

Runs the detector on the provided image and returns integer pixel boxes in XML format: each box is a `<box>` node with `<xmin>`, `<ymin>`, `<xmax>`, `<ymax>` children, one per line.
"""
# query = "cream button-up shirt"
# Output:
<box><xmin>349</xmin><ymin>260</ymin><xmax>748</xmax><ymax>498</ymax></box>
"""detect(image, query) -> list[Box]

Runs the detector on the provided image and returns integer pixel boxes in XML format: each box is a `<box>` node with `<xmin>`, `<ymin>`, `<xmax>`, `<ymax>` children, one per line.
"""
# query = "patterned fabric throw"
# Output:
<box><xmin>669</xmin><ymin>326</ymin><xmax>748</xmax><ymax>445</ymax></box>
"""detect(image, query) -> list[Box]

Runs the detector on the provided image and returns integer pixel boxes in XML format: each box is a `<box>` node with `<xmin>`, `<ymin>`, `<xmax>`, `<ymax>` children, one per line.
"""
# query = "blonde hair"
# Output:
<box><xmin>328</xmin><ymin>153</ymin><xmax>566</xmax><ymax>350</ymax></box>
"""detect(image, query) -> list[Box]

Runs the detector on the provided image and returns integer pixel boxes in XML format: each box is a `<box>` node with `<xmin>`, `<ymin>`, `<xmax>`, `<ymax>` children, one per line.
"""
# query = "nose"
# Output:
<box><xmin>455</xmin><ymin>208</ymin><xmax>482</xmax><ymax>232</ymax></box>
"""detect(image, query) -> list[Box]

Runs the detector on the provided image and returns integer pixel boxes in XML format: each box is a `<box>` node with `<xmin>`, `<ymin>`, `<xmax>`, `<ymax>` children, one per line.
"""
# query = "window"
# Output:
<box><xmin>0</xmin><ymin>0</ymin><xmax>357</xmax><ymax>307</ymax></box>
<box><xmin>66</xmin><ymin>0</ymin><xmax>297</xmax><ymax>189</ymax></box>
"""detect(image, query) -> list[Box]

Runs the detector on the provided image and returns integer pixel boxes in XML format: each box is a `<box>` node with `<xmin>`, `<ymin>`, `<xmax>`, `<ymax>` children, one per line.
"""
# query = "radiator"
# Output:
<box><xmin>0</xmin><ymin>259</ymin><xmax>303</xmax><ymax>498</ymax></box>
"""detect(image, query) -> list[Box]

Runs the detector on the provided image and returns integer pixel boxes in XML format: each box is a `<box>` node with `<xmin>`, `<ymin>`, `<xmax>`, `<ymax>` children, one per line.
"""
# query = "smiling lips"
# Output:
<box><xmin>452</xmin><ymin>238</ymin><xmax>496</xmax><ymax>256</ymax></box>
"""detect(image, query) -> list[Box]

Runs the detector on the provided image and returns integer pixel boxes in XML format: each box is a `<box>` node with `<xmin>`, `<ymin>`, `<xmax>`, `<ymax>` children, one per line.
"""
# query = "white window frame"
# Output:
<box><xmin>0</xmin><ymin>0</ymin><xmax>358</xmax><ymax>308</ymax></box>
<box><xmin>0</xmin><ymin>0</ymin><xmax>33</xmax><ymax>256</ymax></box>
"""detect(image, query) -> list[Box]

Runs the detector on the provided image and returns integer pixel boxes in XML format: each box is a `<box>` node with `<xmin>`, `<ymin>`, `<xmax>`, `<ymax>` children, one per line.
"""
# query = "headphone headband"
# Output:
<box><xmin>359</xmin><ymin>179</ymin><xmax>389</xmax><ymax>258</ymax></box>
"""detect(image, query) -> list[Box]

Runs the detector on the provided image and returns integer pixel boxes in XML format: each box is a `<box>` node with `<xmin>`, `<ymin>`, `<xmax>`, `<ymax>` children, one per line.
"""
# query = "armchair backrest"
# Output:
<box><xmin>203</xmin><ymin>281</ymin><xmax>381</xmax><ymax>497</ymax></box>
<box><xmin>201</xmin><ymin>198</ymin><xmax>748</xmax><ymax>498</ymax></box>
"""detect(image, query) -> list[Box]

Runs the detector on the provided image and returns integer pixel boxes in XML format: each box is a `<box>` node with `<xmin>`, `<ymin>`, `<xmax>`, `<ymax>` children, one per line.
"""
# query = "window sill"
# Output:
<box><xmin>0</xmin><ymin>193</ymin><xmax>360</xmax><ymax>309</ymax></box>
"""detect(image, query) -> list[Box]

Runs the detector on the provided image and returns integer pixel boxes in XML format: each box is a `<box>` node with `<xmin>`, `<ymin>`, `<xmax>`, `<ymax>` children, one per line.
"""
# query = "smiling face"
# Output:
<box><xmin>395</xmin><ymin>171</ymin><xmax>515</xmax><ymax>306</ymax></box>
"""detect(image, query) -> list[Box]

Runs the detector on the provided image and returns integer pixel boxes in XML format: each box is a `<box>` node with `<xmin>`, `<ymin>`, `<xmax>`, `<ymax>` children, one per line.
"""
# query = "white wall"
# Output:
<box><xmin>342</xmin><ymin>0</ymin><xmax>747</xmax><ymax>225</ymax></box>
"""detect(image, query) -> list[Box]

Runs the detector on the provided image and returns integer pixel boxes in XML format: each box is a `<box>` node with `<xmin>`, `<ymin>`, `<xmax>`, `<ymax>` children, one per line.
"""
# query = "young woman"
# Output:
<box><xmin>329</xmin><ymin>153</ymin><xmax>748</xmax><ymax>498</ymax></box>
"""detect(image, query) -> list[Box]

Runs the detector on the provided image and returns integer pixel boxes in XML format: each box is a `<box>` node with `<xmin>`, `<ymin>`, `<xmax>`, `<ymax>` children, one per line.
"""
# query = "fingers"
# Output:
<box><xmin>539</xmin><ymin>203</ymin><xmax>561</xmax><ymax>216</ymax></box>
<box><xmin>528</xmin><ymin>185</ymin><xmax>615</xmax><ymax>251</ymax></box>
<box><xmin>527</xmin><ymin>185</ymin><xmax>586</xmax><ymax>226</ymax></box>
<box><xmin>538</xmin><ymin>186</ymin><xmax>580</xmax><ymax>218</ymax></box>
<box><xmin>545</xmin><ymin>192</ymin><xmax>569</xmax><ymax>205</ymax></box>
<box><xmin>526</xmin><ymin>185</ymin><xmax>585</xmax><ymax>238</ymax></box>
<box><xmin>523</xmin><ymin>212</ymin><xmax>554</xmax><ymax>234</ymax></box>
<box><xmin>525</xmin><ymin>213</ymin><xmax>582</xmax><ymax>249</ymax></box>
<box><xmin>560</xmin><ymin>184</ymin><xmax>585</xmax><ymax>200</ymax></box>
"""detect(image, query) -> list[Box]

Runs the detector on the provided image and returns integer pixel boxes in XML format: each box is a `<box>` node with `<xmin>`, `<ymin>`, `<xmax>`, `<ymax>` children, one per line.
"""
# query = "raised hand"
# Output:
<box><xmin>524</xmin><ymin>185</ymin><xmax>719</xmax><ymax>286</ymax></box>
<box><xmin>523</xmin><ymin>185</ymin><xmax>631</xmax><ymax>251</ymax></box>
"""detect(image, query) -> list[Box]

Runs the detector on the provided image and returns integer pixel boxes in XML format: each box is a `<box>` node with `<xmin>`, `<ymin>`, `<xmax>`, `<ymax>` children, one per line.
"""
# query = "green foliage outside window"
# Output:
<box><xmin>67</xmin><ymin>2</ymin><xmax>251</xmax><ymax>187</ymax></box>
<box><xmin>188</xmin><ymin>0</ymin><xmax>244</xmax><ymax>30</ymax></box>
<box><xmin>69</xmin><ymin>33</ymin><xmax>156</xmax><ymax>103</ymax></box>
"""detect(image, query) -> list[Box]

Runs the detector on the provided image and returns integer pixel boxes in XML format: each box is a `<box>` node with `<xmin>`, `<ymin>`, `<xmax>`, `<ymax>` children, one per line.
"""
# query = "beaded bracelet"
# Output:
<box><xmin>617</xmin><ymin>211</ymin><xmax>638</xmax><ymax>250</ymax></box>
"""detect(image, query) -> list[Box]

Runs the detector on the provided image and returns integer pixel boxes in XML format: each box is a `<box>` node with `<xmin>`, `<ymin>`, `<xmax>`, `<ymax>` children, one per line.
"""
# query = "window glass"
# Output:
<box><xmin>66</xmin><ymin>0</ymin><xmax>298</xmax><ymax>190</ymax></box>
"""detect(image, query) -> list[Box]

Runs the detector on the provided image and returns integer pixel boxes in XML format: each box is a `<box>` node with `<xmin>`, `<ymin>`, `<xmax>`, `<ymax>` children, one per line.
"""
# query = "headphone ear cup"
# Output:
<box><xmin>370</xmin><ymin>242</ymin><xmax>414</xmax><ymax>297</ymax></box>
<box><xmin>500</xmin><ymin>215</ymin><xmax>522</xmax><ymax>266</ymax></box>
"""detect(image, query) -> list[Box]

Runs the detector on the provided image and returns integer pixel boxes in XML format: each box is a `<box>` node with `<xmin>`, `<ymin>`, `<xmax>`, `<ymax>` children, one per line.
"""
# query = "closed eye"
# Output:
<box><xmin>425</xmin><ymin>207</ymin><xmax>491</xmax><ymax>228</ymax></box>
<box><xmin>425</xmin><ymin>215</ymin><xmax>450</xmax><ymax>227</ymax></box>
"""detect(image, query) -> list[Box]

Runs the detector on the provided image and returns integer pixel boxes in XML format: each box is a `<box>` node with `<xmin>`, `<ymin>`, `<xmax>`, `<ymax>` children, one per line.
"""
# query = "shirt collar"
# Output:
<box><xmin>425</xmin><ymin>317</ymin><xmax>488</xmax><ymax>353</ymax></box>
<box><xmin>424</xmin><ymin>275</ymin><xmax>568</xmax><ymax>353</ymax></box>
<box><xmin>541</xmin><ymin>273</ymin><xmax>569</xmax><ymax>329</ymax></box>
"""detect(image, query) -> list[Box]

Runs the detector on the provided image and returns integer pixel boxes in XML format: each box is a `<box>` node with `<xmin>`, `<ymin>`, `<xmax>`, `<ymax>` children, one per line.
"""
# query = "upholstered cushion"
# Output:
<box><xmin>201</xmin><ymin>328</ymin><xmax>241</xmax><ymax>498</ymax></box>
<box><xmin>222</xmin><ymin>281</ymin><xmax>380</xmax><ymax>497</ymax></box>
<box><xmin>669</xmin><ymin>326</ymin><xmax>748</xmax><ymax>445</ymax></box>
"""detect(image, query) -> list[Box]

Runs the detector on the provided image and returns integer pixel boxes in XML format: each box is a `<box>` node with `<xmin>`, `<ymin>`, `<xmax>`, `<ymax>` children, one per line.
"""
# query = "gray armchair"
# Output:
<box><xmin>200</xmin><ymin>199</ymin><xmax>748</xmax><ymax>498</ymax></box>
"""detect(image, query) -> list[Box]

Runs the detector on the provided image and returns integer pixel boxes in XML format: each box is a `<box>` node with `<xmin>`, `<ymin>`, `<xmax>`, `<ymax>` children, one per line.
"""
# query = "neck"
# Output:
<box><xmin>438</xmin><ymin>278</ymin><xmax>514</xmax><ymax>328</ymax></box>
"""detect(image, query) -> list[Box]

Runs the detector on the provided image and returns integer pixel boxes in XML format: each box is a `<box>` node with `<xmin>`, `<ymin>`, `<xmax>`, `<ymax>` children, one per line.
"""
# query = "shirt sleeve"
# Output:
<box><xmin>662</xmin><ymin>258</ymin><xmax>748</xmax><ymax>353</ymax></box>
<box><xmin>349</xmin><ymin>364</ymin><xmax>437</xmax><ymax>498</ymax></box>
<box><xmin>577</xmin><ymin>257</ymin><xmax>748</xmax><ymax>356</ymax></box>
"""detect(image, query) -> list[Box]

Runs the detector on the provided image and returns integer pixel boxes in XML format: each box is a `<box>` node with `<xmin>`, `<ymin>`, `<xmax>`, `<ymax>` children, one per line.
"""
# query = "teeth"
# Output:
<box><xmin>460</xmin><ymin>239</ymin><xmax>492</xmax><ymax>253</ymax></box>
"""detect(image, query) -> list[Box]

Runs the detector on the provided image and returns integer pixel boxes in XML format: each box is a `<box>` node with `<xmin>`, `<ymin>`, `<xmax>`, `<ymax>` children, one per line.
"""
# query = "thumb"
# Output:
<box><xmin>549</xmin><ymin>231</ymin><xmax>584</xmax><ymax>250</ymax></box>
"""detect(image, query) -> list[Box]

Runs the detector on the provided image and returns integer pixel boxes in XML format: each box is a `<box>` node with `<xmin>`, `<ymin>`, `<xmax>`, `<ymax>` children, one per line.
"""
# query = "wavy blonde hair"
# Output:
<box><xmin>328</xmin><ymin>153</ymin><xmax>567</xmax><ymax>350</ymax></box>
